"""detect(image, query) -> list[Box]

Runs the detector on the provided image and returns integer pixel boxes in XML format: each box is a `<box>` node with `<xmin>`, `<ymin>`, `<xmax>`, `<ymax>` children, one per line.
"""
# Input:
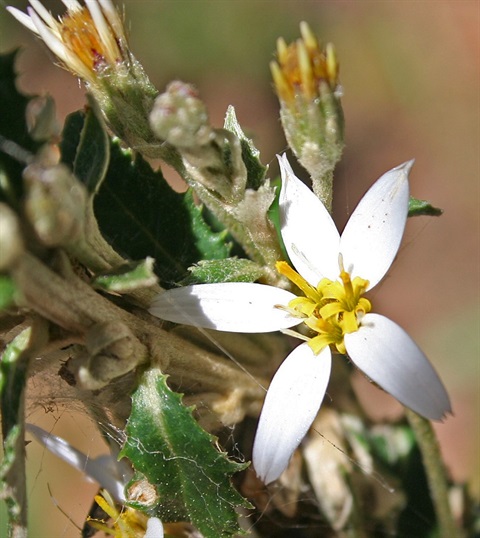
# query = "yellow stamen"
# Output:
<box><xmin>86</xmin><ymin>490</ymin><xmax>149</xmax><ymax>538</ymax></box>
<box><xmin>276</xmin><ymin>261</ymin><xmax>322</xmax><ymax>302</ymax></box>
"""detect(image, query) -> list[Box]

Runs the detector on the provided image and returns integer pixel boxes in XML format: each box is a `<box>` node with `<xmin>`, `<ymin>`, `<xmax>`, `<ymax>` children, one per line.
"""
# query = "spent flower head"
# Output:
<box><xmin>150</xmin><ymin>154</ymin><xmax>451</xmax><ymax>484</ymax></box>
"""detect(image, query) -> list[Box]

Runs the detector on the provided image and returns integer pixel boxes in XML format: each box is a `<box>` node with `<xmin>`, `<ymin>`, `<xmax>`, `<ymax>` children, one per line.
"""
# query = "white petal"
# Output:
<box><xmin>277</xmin><ymin>154</ymin><xmax>340</xmax><ymax>284</ymax></box>
<box><xmin>345</xmin><ymin>313</ymin><xmax>451</xmax><ymax>420</ymax></box>
<box><xmin>25</xmin><ymin>424</ymin><xmax>126</xmax><ymax>502</ymax></box>
<box><xmin>340</xmin><ymin>161</ymin><xmax>412</xmax><ymax>289</ymax></box>
<box><xmin>60</xmin><ymin>0</ymin><xmax>83</xmax><ymax>11</ymax></box>
<box><xmin>252</xmin><ymin>343</ymin><xmax>332</xmax><ymax>483</ymax></box>
<box><xmin>85</xmin><ymin>0</ymin><xmax>119</xmax><ymax>64</ymax></box>
<box><xmin>98</xmin><ymin>0</ymin><xmax>126</xmax><ymax>41</ymax></box>
<box><xmin>144</xmin><ymin>517</ymin><xmax>164</xmax><ymax>538</ymax></box>
<box><xmin>6</xmin><ymin>7</ymin><xmax>39</xmax><ymax>34</ymax></box>
<box><xmin>27</xmin><ymin>8</ymin><xmax>68</xmax><ymax>61</ymax></box>
<box><xmin>27</xmin><ymin>7</ymin><xmax>93</xmax><ymax>82</ymax></box>
<box><xmin>149</xmin><ymin>283</ymin><xmax>299</xmax><ymax>333</ymax></box>
<box><xmin>29</xmin><ymin>0</ymin><xmax>57</xmax><ymax>29</ymax></box>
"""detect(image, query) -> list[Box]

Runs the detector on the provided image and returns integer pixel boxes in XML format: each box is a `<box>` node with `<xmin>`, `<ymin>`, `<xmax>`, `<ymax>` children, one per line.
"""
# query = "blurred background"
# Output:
<box><xmin>1</xmin><ymin>1</ymin><xmax>479</xmax><ymax>536</ymax></box>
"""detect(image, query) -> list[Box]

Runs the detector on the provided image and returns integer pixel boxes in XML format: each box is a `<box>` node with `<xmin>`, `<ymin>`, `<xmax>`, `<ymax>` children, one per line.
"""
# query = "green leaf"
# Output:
<box><xmin>408</xmin><ymin>196</ymin><xmax>442</xmax><ymax>217</ymax></box>
<box><xmin>0</xmin><ymin>50</ymin><xmax>42</xmax><ymax>204</ymax></box>
<box><xmin>0</xmin><ymin>276</ymin><xmax>16</xmax><ymax>311</ymax></box>
<box><xmin>184</xmin><ymin>257</ymin><xmax>265</xmax><ymax>284</ymax></box>
<box><xmin>92</xmin><ymin>258</ymin><xmax>157</xmax><ymax>292</ymax></box>
<box><xmin>0</xmin><ymin>425</ymin><xmax>21</xmax><ymax>497</ymax></box>
<box><xmin>0</xmin><ymin>327</ymin><xmax>31</xmax><ymax>424</ymax></box>
<box><xmin>121</xmin><ymin>369</ymin><xmax>250</xmax><ymax>537</ymax></box>
<box><xmin>370</xmin><ymin>424</ymin><xmax>416</xmax><ymax>467</ymax></box>
<box><xmin>72</xmin><ymin>95</ymin><xmax>110</xmax><ymax>194</ymax></box>
<box><xmin>60</xmin><ymin>110</ymin><xmax>231</xmax><ymax>286</ymax></box>
<box><xmin>224</xmin><ymin>105</ymin><xmax>267</xmax><ymax>190</ymax></box>
<box><xmin>59</xmin><ymin>107</ymin><xmax>84</xmax><ymax>168</ymax></box>
<box><xmin>184</xmin><ymin>190</ymin><xmax>231</xmax><ymax>260</ymax></box>
<box><xmin>0</xmin><ymin>327</ymin><xmax>32</xmax><ymax>531</ymax></box>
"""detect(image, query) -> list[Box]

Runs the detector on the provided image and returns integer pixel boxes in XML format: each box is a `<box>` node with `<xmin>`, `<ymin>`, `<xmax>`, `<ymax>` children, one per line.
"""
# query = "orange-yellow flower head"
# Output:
<box><xmin>7</xmin><ymin>0</ymin><xmax>129</xmax><ymax>87</ymax></box>
<box><xmin>269</xmin><ymin>22</ymin><xmax>344</xmax><ymax>211</ymax></box>
<box><xmin>271</xmin><ymin>22</ymin><xmax>339</xmax><ymax>105</ymax></box>
<box><xmin>7</xmin><ymin>1</ymin><xmax>160</xmax><ymax>154</ymax></box>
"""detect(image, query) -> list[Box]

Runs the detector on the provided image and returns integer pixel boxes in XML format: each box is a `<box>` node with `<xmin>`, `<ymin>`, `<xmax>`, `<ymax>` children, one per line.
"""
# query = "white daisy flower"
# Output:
<box><xmin>26</xmin><ymin>424</ymin><xmax>163</xmax><ymax>537</ymax></box>
<box><xmin>150</xmin><ymin>154</ymin><xmax>451</xmax><ymax>484</ymax></box>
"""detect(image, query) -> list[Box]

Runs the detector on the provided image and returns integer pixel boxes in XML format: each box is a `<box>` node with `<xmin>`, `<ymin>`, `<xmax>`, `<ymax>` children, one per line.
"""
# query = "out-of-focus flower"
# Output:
<box><xmin>26</xmin><ymin>424</ymin><xmax>163</xmax><ymax>537</ymax></box>
<box><xmin>150</xmin><ymin>154</ymin><xmax>451</xmax><ymax>484</ymax></box>
<box><xmin>7</xmin><ymin>0</ymin><xmax>159</xmax><ymax>153</ymax></box>
<box><xmin>7</xmin><ymin>0</ymin><xmax>129</xmax><ymax>87</ymax></box>
<box><xmin>271</xmin><ymin>22</ymin><xmax>344</xmax><ymax>210</ymax></box>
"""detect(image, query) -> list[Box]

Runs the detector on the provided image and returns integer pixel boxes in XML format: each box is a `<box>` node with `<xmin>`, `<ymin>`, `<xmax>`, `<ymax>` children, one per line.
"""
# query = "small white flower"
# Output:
<box><xmin>26</xmin><ymin>424</ymin><xmax>164</xmax><ymax>537</ymax></box>
<box><xmin>6</xmin><ymin>0</ymin><xmax>127</xmax><ymax>86</ymax></box>
<box><xmin>26</xmin><ymin>423</ymin><xmax>130</xmax><ymax>502</ymax></box>
<box><xmin>150</xmin><ymin>154</ymin><xmax>451</xmax><ymax>484</ymax></box>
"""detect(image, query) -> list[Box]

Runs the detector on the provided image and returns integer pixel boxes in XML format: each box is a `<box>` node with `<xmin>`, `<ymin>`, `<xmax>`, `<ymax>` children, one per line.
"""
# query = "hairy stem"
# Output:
<box><xmin>405</xmin><ymin>409</ymin><xmax>463</xmax><ymax>538</ymax></box>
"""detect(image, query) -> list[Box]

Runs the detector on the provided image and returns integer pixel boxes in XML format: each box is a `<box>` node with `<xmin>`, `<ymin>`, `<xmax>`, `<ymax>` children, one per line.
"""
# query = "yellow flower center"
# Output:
<box><xmin>276</xmin><ymin>260</ymin><xmax>371</xmax><ymax>355</ymax></box>
<box><xmin>86</xmin><ymin>489</ymin><xmax>149</xmax><ymax>537</ymax></box>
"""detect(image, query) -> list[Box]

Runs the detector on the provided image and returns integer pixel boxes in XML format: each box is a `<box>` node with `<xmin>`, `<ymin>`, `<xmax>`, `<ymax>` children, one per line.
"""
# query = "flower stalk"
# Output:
<box><xmin>406</xmin><ymin>409</ymin><xmax>463</xmax><ymax>538</ymax></box>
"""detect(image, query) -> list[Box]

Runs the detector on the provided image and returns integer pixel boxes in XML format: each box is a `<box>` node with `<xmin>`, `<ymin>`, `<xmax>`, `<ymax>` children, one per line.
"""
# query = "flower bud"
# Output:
<box><xmin>26</xmin><ymin>95</ymin><xmax>60</xmax><ymax>142</ymax></box>
<box><xmin>150</xmin><ymin>81</ymin><xmax>213</xmax><ymax>148</ymax></box>
<box><xmin>23</xmin><ymin>160</ymin><xmax>87</xmax><ymax>247</ymax></box>
<box><xmin>271</xmin><ymin>22</ymin><xmax>344</xmax><ymax>211</ymax></box>
<box><xmin>0</xmin><ymin>203</ymin><xmax>24</xmax><ymax>271</ymax></box>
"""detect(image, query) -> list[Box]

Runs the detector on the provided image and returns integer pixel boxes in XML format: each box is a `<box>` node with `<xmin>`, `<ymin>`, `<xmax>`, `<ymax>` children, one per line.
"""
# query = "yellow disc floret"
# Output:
<box><xmin>270</xmin><ymin>22</ymin><xmax>339</xmax><ymax>105</ymax></box>
<box><xmin>276</xmin><ymin>260</ymin><xmax>371</xmax><ymax>355</ymax></box>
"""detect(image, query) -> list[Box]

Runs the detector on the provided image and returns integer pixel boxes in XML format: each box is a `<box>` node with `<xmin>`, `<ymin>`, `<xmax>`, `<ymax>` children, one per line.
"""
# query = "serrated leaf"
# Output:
<box><xmin>184</xmin><ymin>257</ymin><xmax>265</xmax><ymax>284</ymax></box>
<box><xmin>184</xmin><ymin>190</ymin><xmax>231</xmax><ymax>260</ymax></box>
<box><xmin>408</xmin><ymin>196</ymin><xmax>442</xmax><ymax>217</ymax></box>
<box><xmin>0</xmin><ymin>275</ymin><xmax>16</xmax><ymax>311</ymax></box>
<box><xmin>0</xmin><ymin>50</ymin><xmax>42</xmax><ymax>204</ymax></box>
<box><xmin>224</xmin><ymin>105</ymin><xmax>267</xmax><ymax>190</ymax></box>
<box><xmin>120</xmin><ymin>369</ymin><xmax>250</xmax><ymax>538</ymax></box>
<box><xmin>92</xmin><ymin>258</ymin><xmax>157</xmax><ymax>292</ymax></box>
<box><xmin>60</xmin><ymin>111</ymin><xmax>230</xmax><ymax>286</ymax></box>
